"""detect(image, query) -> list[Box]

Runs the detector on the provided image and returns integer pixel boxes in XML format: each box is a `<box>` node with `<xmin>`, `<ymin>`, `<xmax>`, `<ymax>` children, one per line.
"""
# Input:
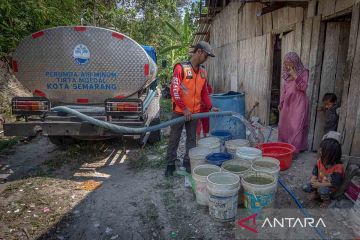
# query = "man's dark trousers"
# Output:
<box><xmin>165</xmin><ymin>112</ymin><xmax>197</xmax><ymax>170</ymax></box>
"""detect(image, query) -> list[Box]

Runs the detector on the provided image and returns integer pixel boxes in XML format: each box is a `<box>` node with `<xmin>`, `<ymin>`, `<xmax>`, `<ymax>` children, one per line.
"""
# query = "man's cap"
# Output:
<box><xmin>193</xmin><ymin>41</ymin><xmax>215</xmax><ymax>57</ymax></box>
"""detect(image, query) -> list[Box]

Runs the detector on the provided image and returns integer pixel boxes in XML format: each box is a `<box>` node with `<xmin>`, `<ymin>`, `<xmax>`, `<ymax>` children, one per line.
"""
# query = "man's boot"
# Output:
<box><xmin>165</xmin><ymin>165</ymin><xmax>176</xmax><ymax>177</ymax></box>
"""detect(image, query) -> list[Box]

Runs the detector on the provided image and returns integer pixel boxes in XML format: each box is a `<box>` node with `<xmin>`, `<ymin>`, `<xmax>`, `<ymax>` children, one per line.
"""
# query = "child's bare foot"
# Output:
<box><xmin>307</xmin><ymin>192</ymin><xmax>321</xmax><ymax>201</ymax></box>
<box><xmin>319</xmin><ymin>200</ymin><xmax>331</xmax><ymax>208</ymax></box>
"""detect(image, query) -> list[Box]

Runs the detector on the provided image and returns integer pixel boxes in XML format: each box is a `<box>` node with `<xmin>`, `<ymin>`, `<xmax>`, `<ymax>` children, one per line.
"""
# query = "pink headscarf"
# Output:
<box><xmin>282</xmin><ymin>52</ymin><xmax>306</xmax><ymax>81</ymax></box>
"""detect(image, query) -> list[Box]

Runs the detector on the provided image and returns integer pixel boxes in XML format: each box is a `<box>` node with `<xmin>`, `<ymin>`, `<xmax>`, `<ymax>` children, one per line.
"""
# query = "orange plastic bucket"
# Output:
<box><xmin>259</xmin><ymin>143</ymin><xmax>295</xmax><ymax>171</ymax></box>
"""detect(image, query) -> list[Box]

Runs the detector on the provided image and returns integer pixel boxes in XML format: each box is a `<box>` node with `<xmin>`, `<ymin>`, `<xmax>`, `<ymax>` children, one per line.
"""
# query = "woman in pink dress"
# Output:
<box><xmin>278</xmin><ymin>52</ymin><xmax>309</xmax><ymax>154</ymax></box>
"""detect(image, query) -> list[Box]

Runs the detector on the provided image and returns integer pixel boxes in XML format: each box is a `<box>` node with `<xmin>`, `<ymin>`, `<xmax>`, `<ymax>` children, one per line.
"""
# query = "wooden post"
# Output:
<box><xmin>307</xmin><ymin>0</ymin><xmax>317</xmax><ymax>17</ymax></box>
<box><xmin>339</xmin><ymin>3</ymin><xmax>360</xmax><ymax>155</ymax></box>
<box><xmin>344</xmin><ymin>5</ymin><xmax>360</xmax><ymax>156</ymax></box>
<box><xmin>307</xmin><ymin>16</ymin><xmax>325</xmax><ymax>151</ymax></box>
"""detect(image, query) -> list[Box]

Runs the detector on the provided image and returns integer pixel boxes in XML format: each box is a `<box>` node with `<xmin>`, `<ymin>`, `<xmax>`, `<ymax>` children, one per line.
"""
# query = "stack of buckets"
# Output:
<box><xmin>190</xmin><ymin>130</ymin><xmax>281</xmax><ymax>222</ymax></box>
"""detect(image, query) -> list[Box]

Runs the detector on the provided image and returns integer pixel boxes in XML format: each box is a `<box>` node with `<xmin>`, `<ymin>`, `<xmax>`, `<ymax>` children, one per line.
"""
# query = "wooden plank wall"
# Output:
<box><xmin>318</xmin><ymin>0</ymin><xmax>355</xmax><ymax>17</ymax></box>
<box><xmin>237</xmin><ymin>34</ymin><xmax>273</xmax><ymax>122</ymax></box>
<box><xmin>207</xmin><ymin>2</ymin><xmax>242</xmax><ymax>92</ymax></box>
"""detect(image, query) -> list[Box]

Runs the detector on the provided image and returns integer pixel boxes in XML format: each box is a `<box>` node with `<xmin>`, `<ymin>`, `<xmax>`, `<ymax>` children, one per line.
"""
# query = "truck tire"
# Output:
<box><xmin>148</xmin><ymin>117</ymin><xmax>161</xmax><ymax>145</ymax></box>
<box><xmin>48</xmin><ymin>136</ymin><xmax>76</xmax><ymax>148</ymax></box>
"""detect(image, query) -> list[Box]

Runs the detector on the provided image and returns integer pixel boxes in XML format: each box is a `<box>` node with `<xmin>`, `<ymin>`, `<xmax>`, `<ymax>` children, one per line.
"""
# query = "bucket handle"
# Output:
<box><xmin>251</xmin><ymin>191</ymin><xmax>258</xmax><ymax>201</ymax></box>
<box><xmin>249</xmin><ymin>189</ymin><xmax>259</xmax><ymax>202</ymax></box>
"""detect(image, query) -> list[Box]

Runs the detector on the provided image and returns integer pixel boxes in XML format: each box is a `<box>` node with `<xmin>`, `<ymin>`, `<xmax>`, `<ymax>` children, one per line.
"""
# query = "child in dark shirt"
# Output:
<box><xmin>302</xmin><ymin>138</ymin><xmax>344</xmax><ymax>204</ymax></box>
<box><xmin>320</xmin><ymin>93</ymin><xmax>339</xmax><ymax>134</ymax></box>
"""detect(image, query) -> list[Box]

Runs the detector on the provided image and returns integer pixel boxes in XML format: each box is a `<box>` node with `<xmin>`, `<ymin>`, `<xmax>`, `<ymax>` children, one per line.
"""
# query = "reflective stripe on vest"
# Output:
<box><xmin>172</xmin><ymin>62</ymin><xmax>207</xmax><ymax>114</ymax></box>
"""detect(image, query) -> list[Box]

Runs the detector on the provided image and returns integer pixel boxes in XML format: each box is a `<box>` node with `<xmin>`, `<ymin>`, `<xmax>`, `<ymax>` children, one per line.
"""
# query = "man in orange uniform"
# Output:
<box><xmin>165</xmin><ymin>41</ymin><xmax>217</xmax><ymax>177</ymax></box>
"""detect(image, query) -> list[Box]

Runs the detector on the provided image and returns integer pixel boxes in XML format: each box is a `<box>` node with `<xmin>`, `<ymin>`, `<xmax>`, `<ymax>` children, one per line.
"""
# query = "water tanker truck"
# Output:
<box><xmin>4</xmin><ymin>26</ymin><xmax>161</xmax><ymax>145</ymax></box>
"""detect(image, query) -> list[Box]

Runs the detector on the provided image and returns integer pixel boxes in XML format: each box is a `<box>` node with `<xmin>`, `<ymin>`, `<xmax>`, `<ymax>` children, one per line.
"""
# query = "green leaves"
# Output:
<box><xmin>164</xmin><ymin>21</ymin><xmax>181</xmax><ymax>37</ymax></box>
<box><xmin>159</xmin><ymin>44</ymin><xmax>183</xmax><ymax>54</ymax></box>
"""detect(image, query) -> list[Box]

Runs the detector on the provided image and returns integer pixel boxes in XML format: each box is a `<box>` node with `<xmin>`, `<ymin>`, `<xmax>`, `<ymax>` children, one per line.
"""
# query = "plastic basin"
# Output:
<box><xmin>211</xmin><ymin>130</ymin><xmax>232</xmax><ymax>141</ymax></box>
<box><xmin>261</xmin><ymin>146</ymin><xmax>294</xmax><ymax>171</ymax></box>
<box><xmin>258</xmin><ymin>142</ymin><xmax>296</xmax><ymax>154</ymax></box>
<box><xmin>206</xmin><ymin>152</ymin><xmax>233</xmax><ymax>166</ymax></box>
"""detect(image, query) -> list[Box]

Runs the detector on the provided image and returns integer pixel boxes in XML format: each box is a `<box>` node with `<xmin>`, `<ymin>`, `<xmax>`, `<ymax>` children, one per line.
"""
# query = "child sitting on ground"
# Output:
<box><xmin>302</xmin><ymin>138</ymin><xmax>344</xmax><ymax>205</ymax></box>
<box><xmin>319</xmin><ymin>93</ymin><xmax>339</xmax><ymax>134</ymax></box>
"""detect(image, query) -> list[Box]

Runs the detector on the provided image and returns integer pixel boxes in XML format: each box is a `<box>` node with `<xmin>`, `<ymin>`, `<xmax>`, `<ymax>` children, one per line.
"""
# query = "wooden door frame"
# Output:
<box><xmin>308</xmin><ymin>20</ymin><xmax>326</xmax><ymax>151</ymax></box>
<box><xmin>311</xmin><ymin>20</ymin><xmax>351</xmax><ymax>150</ymax></box>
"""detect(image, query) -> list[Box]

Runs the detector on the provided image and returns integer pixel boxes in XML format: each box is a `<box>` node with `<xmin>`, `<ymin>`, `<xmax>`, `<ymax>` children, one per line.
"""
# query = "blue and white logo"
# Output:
<box><xmin>73</xmin><ymin>44</ymin><xmax>90</xmax><ymax>65</ymax></box>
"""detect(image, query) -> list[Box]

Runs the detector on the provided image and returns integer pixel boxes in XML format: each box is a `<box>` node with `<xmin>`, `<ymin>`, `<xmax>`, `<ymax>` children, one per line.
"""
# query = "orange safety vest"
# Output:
<box><xmin>316</xmin><ymin>159</ymin><xmax>344</xmax><ymax>183</ymax></box>
<box><xmin>172</xmin><ymin>62</ymin><xmax>207</xmax><ymax>114</ymax></box>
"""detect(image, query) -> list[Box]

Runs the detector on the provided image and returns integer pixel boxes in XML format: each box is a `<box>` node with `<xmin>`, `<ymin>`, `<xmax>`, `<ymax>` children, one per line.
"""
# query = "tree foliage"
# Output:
<box><xmin>0</xmin><ymin>0</ymin><xmax>200</xmax><ymax>85</ymax></box>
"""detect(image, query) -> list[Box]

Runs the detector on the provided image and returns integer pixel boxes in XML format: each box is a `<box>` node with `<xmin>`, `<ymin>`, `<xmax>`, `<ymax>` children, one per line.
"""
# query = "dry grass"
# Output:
<box><xmin>0</xmin><ymin>177</ymin><xmax>88</xmax><ymax>240</ymax></box>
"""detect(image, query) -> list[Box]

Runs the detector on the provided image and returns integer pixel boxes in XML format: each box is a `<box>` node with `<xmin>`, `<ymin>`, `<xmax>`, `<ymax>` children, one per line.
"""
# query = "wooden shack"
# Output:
<box><xmin>193</xmin><ymin>0</ymin><xmax>360</xmax><ymax>157</ymax></box>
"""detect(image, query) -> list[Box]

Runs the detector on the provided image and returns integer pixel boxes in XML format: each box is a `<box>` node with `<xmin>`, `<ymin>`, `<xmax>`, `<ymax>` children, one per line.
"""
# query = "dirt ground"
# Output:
<box><xmin>0</xmin><ymin>131</ymin><xmax>357</xmax><ymax>240</ymax></box>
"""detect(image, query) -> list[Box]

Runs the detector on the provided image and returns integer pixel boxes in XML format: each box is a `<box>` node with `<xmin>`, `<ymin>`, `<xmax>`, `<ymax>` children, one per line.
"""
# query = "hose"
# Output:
<box><xmin>51</xmin><ymin>106</ymin><xmax>233</xmax><ymax>134</ymax></box>
<box><xmin>143</xmin><ymin>89</ymin><xmax>154</xmax><ymax>107</ymax></box>
<box><xmin>143</xmin><ymin>91</ymin><xmax>156</xmax><ymax>110</ymax></box>
<box><xmin>62</xmin><ymin>105</ymin><xmax>105</xmax><ymax>113</ymax></box>
<box><xmin>278</xmin><ymin>178</ymin><xmax>328</xmax><ymax>240</ymax></box>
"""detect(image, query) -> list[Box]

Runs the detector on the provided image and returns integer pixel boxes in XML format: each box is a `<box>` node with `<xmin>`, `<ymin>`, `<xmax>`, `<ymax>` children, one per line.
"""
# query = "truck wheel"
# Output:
<box><xmin>48</xmin><ymin>136</ymin><xmax>76</xmax><ymax>148</ymax></box>
<box><xmin>148</xmin><ymin>117</ymin><xmax>161</xmax><ymax>145</ymax></box>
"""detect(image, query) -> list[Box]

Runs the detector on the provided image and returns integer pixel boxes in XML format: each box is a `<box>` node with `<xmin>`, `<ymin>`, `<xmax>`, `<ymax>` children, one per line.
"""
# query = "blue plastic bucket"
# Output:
<box><xmin>206</xmin><ymin>153</ymin><xmax>233</xmax><ymax>166</ymax></box>
<box><xmin>211</xmin><ymin>130</ymin><xmax>232</xmax><ymax>141</ymax></box>
<box><xmin>210</xmin><ymin>91</ymin><xmax>246</xmax><ymax>139</ymax></box>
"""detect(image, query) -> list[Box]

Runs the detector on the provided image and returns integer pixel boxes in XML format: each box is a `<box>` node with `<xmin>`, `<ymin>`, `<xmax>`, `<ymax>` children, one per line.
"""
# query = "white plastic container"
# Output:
<box><xmin>221</xmin><ymin>160</ymin><xmax>252</xmax><ymax>205</ymax></box>
<box><xmin>207</xmin><ymin>172</ymin><xmax>240</xmax><ymax>221</ymax></box>
<box><xmin>198</xmin><ymin>137</ymin><xmax>221</xmax><ymax>153</ymax></box>
<box><xmin>241</xmin><ymin>171</ymin><xmax>277</xmax><ymax>211</ymax></box>
<box><xmin>252</xmin><ymin>157</ymin><xmax>281</xmax><ymax>181</ymax></box>
<box><xmin>192</xmin><ymin>164</ymin><xmax>221</xmax><ymax>206</ymax></box>
<box><xmin>236</xmin><ymin>147</ymin><xmax>262</xmax><ymax>162</ymax></box>
<box><xmin>225</xmin><ymin>139</ymin><xmax>250</xmax><ymax>155</ymax></box>
<box><xmin>189</xmin><ymin>146</ymin><xmax>211</xmax><ymax>174</ymax></box>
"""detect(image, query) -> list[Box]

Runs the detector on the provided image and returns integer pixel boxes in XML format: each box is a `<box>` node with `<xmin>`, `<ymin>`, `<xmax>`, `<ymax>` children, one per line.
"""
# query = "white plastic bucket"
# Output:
<box><xmin>221</xmin><ymin>160</ymin><xmax>252</xmax><ymax>206</ymax></box>
<box><xmin>350</xmin><ymin>208</ymin><xmax>360</xmax><ymax>238</ymax></box>
<box><xmin>241</xmin><ymin>171</ymin><xmax>277</xmax><ymax>212</ymax></box>
<box><xmin>225</xmin><ymin>139</ymin><xmax>250</xmax><ymax>155</ymax></box>
<box><xmin>207</xmin><ymin>172</ymin><xmax>240</xmax><ymax>221</ymax></box>
<box><xmin>236</xmin><ymin>147</ymin><xmax>262</xmax><ymax>162</ymax></box>
<box><xmin>192</xmin><ymin>164</ymin><xmax>221</xmax><ymax>206</ymax></box>
<box><xmin>252</xmin><ymin>157</ymin><xmax>280</xmax><ymax>181</ymax></box>
<box><xmin>198</xmin><ymin>137</ymin><xmax>221</xmax><ymax>153</ymax></box>
<box><xmin>189</xmin><ymin>146</ymin><xmax>211</xmax><ymax>174</ymax></box>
